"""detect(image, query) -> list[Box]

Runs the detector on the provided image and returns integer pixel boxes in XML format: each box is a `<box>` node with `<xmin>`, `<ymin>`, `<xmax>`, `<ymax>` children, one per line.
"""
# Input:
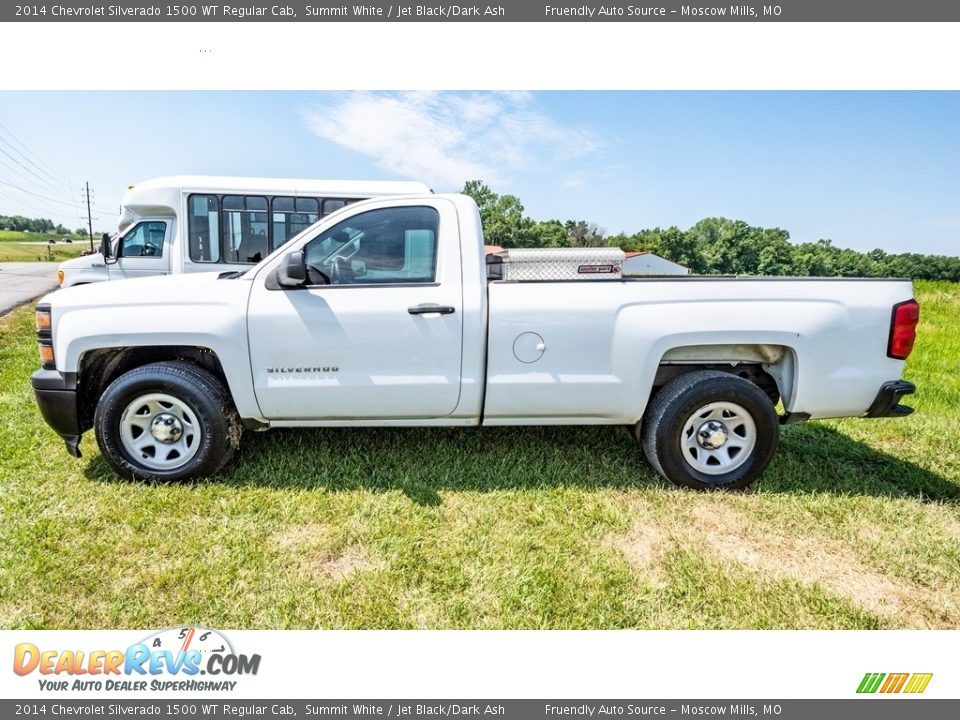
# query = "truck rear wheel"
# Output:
<box><xmin>637</xmin><ymin>370</ymin><xmax>779</xmax><ymax>490</ymax></box>
<box><xmin>93</xmin><ymin>361</ymin><xmax>241</xmax><ymax>482</ymax></box>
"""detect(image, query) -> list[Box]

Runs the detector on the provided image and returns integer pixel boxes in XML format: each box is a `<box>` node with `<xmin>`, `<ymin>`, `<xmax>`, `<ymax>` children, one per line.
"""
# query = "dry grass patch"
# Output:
<box><xmin>941</xmin><ymin>511</ymin><xmax>960</xmax><ymax>541</ymax></box>
<box><xmin>315</xmin><ymin>545</ymin><xmax>371</xmax><ymax>582</ymax></box>
<box><xmin>684</xmin><ymin>504</ymin><xmax>956</xmax><ymax>628</ymax></box>
<box><xmin>608</xmin><ymin>522</ymin><xmax>668</xmax><ymax>586</ymax></box>
<box><xmin>606</xmin><ymin>496</ymin><xmax>960</xmax><ymax>628</ymax></box>
<box><xmin>271</xmin><ymin>523</ymin><xmax>373</xmax><ymax>582</ymax></box>
<box><xmin>273</xmin><ymin>522</ymin><xmax>331</xmax><ymax>549</ymax></box>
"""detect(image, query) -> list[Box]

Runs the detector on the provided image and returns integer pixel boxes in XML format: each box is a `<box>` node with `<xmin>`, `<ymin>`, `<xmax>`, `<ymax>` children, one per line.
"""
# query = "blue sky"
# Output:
<box><xmin>0</xmin><ymin>91</ymin><xmax>957</xmax><ymax>255</ymax></box>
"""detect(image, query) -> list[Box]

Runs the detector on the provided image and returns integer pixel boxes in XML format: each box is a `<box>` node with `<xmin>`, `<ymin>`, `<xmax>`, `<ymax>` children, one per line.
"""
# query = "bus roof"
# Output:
<box><xmin>114</xmin><ymin>176</ymin><xmax>433</xmax><ymax>233</ymax></box>
<box><xmin>124</xmin><ymin>175</ymin><xmax>432</xmax><ymax>198</ymax></box>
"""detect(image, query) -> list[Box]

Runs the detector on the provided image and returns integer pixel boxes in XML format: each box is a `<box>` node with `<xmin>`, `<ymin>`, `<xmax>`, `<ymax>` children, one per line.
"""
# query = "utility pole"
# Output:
<box><xmin>83</xmin><ymin>181</ymin><xmax>94</xmax><ymax>252</ymax></box>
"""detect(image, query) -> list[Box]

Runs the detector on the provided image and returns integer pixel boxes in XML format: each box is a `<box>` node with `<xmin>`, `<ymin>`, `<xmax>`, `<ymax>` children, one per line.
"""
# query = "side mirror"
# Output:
<box><xmin>100</xmin><ymin>233</ymin><xmax>118</xmax><ymax>264</ymax></box>
<box><xmin>277</xmin><ymin>250</ymin><xmax>306</xmax><ymax>288</ymax></box>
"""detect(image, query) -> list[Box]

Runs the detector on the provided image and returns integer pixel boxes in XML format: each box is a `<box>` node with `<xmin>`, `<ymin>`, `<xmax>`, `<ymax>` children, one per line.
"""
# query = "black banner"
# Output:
<box><xmin>6</xmin><ymin>0</ymin><xmax>960</xmax><ymax>22</ymax></box>
<box><xmin>3</xmin><ymin>700</ymin><xmax>959</xmax><ymax>720</ymax></box>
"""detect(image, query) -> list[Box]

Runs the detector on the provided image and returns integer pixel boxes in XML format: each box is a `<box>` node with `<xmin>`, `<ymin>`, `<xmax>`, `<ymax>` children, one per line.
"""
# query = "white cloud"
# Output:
<box><xmin>560</xmin><ymin>175</ymin><xmax>586</xmax><ymax>191</ymax></box>
<box><xmin>301</xmin><ymin>92</ymin><xmax>600</xmax><ymax>189</ymax></box>
<box><xmin>927</xmin><ymin>216</ymin><xmax>960</xmax><ymax>230</ymax></box>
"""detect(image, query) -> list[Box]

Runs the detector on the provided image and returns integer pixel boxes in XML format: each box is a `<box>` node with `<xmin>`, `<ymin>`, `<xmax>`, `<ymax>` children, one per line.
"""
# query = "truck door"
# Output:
<box><xmin>109</xmin><ymin>219</ymin><xmax>172</xmax><ymax>281</ymax></box>
<box><xmin>247</xmin><ymin>200</ymin><xmax>464</xmax><ymax>420</ymax></box>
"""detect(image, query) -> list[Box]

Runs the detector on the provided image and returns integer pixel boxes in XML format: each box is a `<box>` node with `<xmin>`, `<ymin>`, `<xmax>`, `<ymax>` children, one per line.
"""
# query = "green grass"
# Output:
<box><xmin>0</xmin><ymin>243</ymin><xmax>86</xmax><ymax>263</ymax></box>
<box><xmin>0</xmin><ymin>230</ymin><xmax>90</xmax><ymax>262</ymax></box>
<box><xmin>0</xmin><ymin>230</ymin><xmax>89</xmax><ymax>243</ymax></box>
<box><xmin>1</xmin><ymin>281</ymin><xmax>958</xmax><ymax>629</ymax></box>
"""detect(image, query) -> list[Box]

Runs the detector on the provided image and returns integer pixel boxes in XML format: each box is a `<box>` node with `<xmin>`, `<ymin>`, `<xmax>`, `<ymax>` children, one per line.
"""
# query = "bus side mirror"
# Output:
<box><xmin>100</xmin><ymin>233</ymin><xmax>118</xmax><ymax>264</ymax></box>
<box><xmin>277</xmin><ymin>250</ymin><xmax>306</xmax><ymax>287</ymax></box>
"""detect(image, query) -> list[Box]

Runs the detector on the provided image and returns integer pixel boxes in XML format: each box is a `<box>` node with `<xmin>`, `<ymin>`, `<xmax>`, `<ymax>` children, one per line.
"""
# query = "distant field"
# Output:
<box><xmin>0</xmin><ymin>243</ymin><xmax>86</xmax><ymax>263</ymax></box>
<box><xmin>0</xmin><ymin>281</ymin><xmax>957</xmax><ymax>630</ymax></box>
<box><xmin>0</xmin><ymin>229</ymin><xmax>89</xmax><ymax>243</ymax></box>
<box><xmin>0</xmin><ymin>230</ymin><xmax>89</xmax><ymax>262</ymax></box>
<box><xmin>0</xmin><ymin>230</ymin><xmax>99</xmax><ymax>263</ymax></box>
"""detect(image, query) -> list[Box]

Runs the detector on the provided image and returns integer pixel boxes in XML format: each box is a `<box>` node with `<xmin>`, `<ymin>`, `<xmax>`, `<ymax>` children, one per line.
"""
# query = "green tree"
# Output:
<box><xmin>532</xmin><ymin>219</ymin><xmax>568</xmax><ymax>248</ymax></box>
<box><xmin>565</xmin><ymin>220</ymin><xmax>607</xmax><ymax>247</ymax></box>
<box><xmin>461</xmin><ymin>180</ymin><xmax>539</xmax><ymax>248</ymax></box>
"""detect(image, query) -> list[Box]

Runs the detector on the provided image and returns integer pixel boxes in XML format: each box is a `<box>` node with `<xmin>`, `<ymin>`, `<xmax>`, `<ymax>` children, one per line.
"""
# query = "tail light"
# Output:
<box><xmin>888</xmin><ymin>299</ymin><xmax>920</xmax><ymax>360</ymax></box>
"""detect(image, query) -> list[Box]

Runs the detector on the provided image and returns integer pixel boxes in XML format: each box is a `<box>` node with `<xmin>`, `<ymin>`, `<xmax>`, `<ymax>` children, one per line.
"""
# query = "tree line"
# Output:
<box><xmin>462</xmin><ymin>181</ymin><xmax>960</xmax><ymax>282</ymax></box>
<box><xmin>0</xmin><ymin>215</ymin><xmax>78</xmax><ymax>235</ymax></box>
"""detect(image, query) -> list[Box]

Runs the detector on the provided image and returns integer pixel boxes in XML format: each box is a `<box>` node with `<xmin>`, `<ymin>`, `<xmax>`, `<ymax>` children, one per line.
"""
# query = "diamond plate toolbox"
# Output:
<box><xmin>486</xmin><ymin>247</ymin><xmax>625</xmax><ymax>281</ymax></box>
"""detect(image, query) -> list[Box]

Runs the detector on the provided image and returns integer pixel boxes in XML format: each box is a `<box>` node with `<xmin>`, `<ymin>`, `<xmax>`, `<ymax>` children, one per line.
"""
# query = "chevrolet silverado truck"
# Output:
<box><xmin>31</xmin><ymin>194</ymin><xmax>919</xmax><ymax>490</ymax></box>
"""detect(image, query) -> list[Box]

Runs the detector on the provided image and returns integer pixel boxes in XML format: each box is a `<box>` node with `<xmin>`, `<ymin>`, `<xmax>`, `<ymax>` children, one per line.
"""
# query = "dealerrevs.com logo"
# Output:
<box><xmin>13</xmin><ymin>627</ymin><xmax>261</xmax><ymax>693</ymax></box>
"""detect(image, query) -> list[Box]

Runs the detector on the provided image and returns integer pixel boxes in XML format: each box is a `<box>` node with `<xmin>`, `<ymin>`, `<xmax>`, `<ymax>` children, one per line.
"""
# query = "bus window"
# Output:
<box><xmin>188</xmin><ymin>195</ymin><xmax>220</xmax><ymax>263</ymax></box>
<box><xmin>223</xmin><ymin>195</ymin><xmax>269</xmax><ymax>263</ymax></box>
<box><xmin>271</xmin><ymin>196</ymin><xmax>319</xmax><ymax>249</ymax></box>
<box><xmin>322</xmin><ymin>198</ymin><xmax>349</xmax><ymax>216</ymax></box>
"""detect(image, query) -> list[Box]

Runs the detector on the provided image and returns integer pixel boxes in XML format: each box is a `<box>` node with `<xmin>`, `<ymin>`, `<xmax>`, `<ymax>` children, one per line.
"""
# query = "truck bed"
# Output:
<box><xmin>483</xmin><ymin>276</ymin><xmax>914</xmax><ymax>423</ymax></box>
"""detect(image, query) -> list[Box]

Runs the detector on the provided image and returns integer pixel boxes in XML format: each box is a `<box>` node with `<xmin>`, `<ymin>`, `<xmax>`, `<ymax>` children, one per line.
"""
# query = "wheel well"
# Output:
<box><xmin>653</xmin><ymin>363</ymin><xmax>781</xmax><ymax>405</ymax></box>
<box><xmin>77</xmin><ymin>346</ymin><xmax>228</xmax><ymax>431</ymax></box>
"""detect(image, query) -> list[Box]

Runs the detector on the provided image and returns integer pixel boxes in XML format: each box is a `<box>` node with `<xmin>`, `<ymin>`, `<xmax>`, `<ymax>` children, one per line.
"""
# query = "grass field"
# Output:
<box><xmin>0</xmin><ymin>230</ymin><xmax>89</xmax><ymax>243</ymax></box>
<box><xmin>1</xmin><ymin>281</ymin><xmax>958</xmax><ymax>630</ymax></box>
<box><xmin>0</xmin><ymin>229</ymin><xmax>90</xmax><ymax>262</ymax></box>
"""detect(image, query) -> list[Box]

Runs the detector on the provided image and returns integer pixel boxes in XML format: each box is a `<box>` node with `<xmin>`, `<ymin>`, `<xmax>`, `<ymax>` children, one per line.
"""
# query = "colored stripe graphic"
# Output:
<box><xmin>857</xmin><ymin>672</ymin><xmax>932</xmax><ymax>694</ymax></box>
<box><xmin>904</xmin><ymin>673</ymin><xmax>933</xmax><ymax>694</ymax></box>
<box><xmin>880</xmin><ymin>673</ymin><xmax>909</xmax><ymax>693</ymax></box>
<box><xmin>857</xmin><ymin>673</ymin><xmax>885</xmax><ymax>693</ymax></box>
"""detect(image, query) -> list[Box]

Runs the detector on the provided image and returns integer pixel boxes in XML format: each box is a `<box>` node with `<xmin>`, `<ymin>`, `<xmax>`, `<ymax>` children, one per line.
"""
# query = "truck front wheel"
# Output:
<box><xmin>637</xmin><ymin>370</ymin><xmax>779</xmax><ymax>490</ymax></box>
<box><xmin>93</xmin><ymin>361</ymin><xmax>242</xmax><ymax>481</ymax></box>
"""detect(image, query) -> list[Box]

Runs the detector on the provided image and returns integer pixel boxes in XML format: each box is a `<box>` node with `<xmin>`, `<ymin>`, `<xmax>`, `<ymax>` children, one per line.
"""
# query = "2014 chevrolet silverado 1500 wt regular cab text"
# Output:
<box><xmin>31</xmin><ymin>194</ymin><xmax>920</xmax><ymax>490</ymax></box>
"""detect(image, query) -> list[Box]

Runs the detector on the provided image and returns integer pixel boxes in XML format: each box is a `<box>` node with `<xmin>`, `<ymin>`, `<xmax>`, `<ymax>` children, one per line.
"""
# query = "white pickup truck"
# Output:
<box><xmin>31</xmin><ymin>194</ymin><xmax>919</xmax><ymax>490</ymax></box>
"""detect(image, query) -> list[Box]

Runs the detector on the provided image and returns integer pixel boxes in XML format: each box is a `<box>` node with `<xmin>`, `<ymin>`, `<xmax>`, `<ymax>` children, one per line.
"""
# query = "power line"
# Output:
<box><xmin>0</xmin><ymin>131</ymin><xmax>73</xmax><ymax>195</ymax></box>
<box><xmin>0</xmin><ymin>178</ymin><xmax>84</xmax><ymax>209</ymax></box>
<box><xmin>0</xmin><ymin>186</ymin><xmax>64</xmax><ymax>218</ymax></box>
<box><xmin>0</xmin><ymin>109</ymin><xmax>84</xmax><ymax>226</ymax></box>
<box><xmin>0</xmin><ymin>108</ymin><xmax>95</xmax><ymax>238</ymax></box>
<box><xmin>0</xmin><ymin>151</ymin><xmax>79</xmax><ymax>203</ymax></box>
<box><xmin>0</xmin><ymin>144</ymin><xmax>65</xmax><ymax>194</ymax></box>
<box><xmin>0</xmin><ymin>109</ymin><xmax>74</xmax><ymax>187</ymax></box>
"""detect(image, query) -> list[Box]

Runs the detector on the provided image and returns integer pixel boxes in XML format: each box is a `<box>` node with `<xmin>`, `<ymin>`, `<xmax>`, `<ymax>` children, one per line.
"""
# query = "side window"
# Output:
<box><xmin>303</xmin><ymin>206</ymin><xmax>439</xmax><ymax>286</ymax></box>
<box><xmin>223</xmin><ymin>195</ymin><xmax>269</xmax><ymax>264</ymax></box>
<box><xmin>120</xmin><ymin>221</ymin><xmax>167</xmax><ymax>258</ymax></box>
<box><xmin>188</xmin><ymin>195</ymin><xmax>219</xmax><ymax>262</ymax></box>
<box><xmin>321</xmin><ymin>198</ymin><xmax>350</xmax><ymax>216</ymax></box>
<box><xmin>271</xmin><ymin>196</ymin><xmax>319</xmax><ymax>249</ymax></box>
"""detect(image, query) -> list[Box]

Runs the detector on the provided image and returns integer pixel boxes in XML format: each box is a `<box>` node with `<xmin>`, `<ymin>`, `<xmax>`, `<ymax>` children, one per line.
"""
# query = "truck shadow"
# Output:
<box><xmin>82</xmin><ymin>422</ymin><xmax>958</xmax><ymax>504</ymax></box>
<box><xmin>89</xmin><ymin>420</ymin><xmax>960</xmax><ymax>504</ymax></box>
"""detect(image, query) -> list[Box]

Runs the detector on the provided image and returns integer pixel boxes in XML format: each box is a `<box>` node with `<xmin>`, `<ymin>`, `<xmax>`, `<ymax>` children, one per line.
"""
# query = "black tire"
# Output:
<box><xmin>637</xmin><ymin>370</ymin><xmax>779</xmax><ymax>490</ymax></box>
<box><xmin>93</xmin><ymin>361</ymin><xmax>242</xmax><ymax>482</ymax></box>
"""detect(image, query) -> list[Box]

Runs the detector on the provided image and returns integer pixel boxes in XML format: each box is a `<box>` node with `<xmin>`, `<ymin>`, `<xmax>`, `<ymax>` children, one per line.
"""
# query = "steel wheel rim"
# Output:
<box><xmin>119</xmin><ymin>392</ymin><xmax>202</xmax><ymax>471</ymax></box>
<box><xmin>680</xmin><ymin>401</ymin><xmax>756</xmax><ymax>476</ymax></box>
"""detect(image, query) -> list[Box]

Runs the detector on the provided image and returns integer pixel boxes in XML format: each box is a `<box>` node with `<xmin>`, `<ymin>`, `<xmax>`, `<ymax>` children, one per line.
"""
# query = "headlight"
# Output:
<box><xmin>38</xmin><ymin>343</ymin><xmax>55</xmax><ymax>368</ymax></box>
<box><xmin>35</xmin><ymin>304</ymin><xmax>55</xmax><ymax>369</ymax></box>
<box><xmin>35</xmin><ymin>306</ymin><xmax>51</xmax><ymax>333</ymax></box>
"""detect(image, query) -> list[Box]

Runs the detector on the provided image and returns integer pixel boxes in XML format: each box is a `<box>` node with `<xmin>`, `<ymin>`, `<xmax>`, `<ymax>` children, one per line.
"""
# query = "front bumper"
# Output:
<box><xmin>864</xmin><ymin>380</ymin><xmax>916</xmax><ymax>418</ymax></box>
<box><xmin>31</xmin><ymin>369</ymin><xmax>83</xmax><ymax>457</ymax></box>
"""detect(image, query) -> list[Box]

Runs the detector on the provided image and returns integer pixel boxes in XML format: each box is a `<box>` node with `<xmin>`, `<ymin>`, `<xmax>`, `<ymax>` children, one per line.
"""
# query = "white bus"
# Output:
<box><xmin>57</xmin><ymin>175</ymin><xmax>431</xmax><ymax>287</ymax></box>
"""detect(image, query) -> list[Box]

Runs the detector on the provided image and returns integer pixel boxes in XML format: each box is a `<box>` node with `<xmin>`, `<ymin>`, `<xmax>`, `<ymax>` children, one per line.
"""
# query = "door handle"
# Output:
<box><xmin>408</xmin><ymin>304</ymin><xmax>456</xmax><ymax>315</ymax></box>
